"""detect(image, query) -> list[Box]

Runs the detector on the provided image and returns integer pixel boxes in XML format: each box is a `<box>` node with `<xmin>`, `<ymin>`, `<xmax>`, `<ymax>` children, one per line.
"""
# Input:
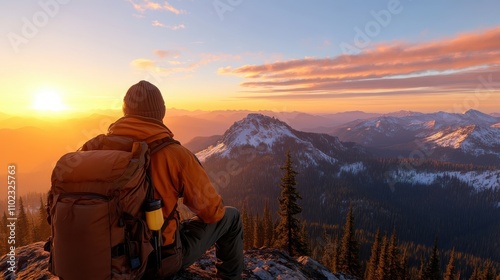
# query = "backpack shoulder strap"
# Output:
<box><xmin>146</xmin><ymin>137</ymin><xmax>180</xmax><ymax>241</ymax></box>
<box><xmin>145</xmin><ymin>136</ymin><xmax>181</xmax><ymax>202</ymax></box>
<box><xmin>148</xmin><ymin>137</ymin><xmax>180</xmax><ymax>155</ymax></box>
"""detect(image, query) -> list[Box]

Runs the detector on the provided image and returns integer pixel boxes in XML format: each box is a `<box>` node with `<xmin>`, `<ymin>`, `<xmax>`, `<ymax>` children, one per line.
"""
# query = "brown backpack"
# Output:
<box><xmin>46</xmin><ymin>134</ymin><xmax>178</xmax><ymax>280</ymax></box>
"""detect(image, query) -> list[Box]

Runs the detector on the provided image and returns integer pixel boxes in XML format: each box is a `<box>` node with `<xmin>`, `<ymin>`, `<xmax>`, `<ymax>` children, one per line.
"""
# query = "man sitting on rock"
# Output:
<box><xmin>110</xmin><ymin>80</ymin><xmax>243</xmax><ymax>279</ymax></box>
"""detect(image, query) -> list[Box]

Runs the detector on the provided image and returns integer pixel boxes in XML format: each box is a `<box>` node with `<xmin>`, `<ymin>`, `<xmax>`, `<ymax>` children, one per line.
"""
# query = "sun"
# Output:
<box><xmin>32</xmin><ymin>88</ymin><xmax>67</xmax><ymax>111</ymax></box>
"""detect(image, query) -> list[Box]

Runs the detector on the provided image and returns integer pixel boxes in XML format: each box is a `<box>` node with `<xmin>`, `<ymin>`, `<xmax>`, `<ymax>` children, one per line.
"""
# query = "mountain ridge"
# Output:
<box><xmin>195</xmin><ymin>113</ymin><xmax>499</xmax><ymax>191</ymax></box>
<box><xmin>330</xmin><ymin>109</ymin><xmax>500</xmax><ymax>165</ymax></box>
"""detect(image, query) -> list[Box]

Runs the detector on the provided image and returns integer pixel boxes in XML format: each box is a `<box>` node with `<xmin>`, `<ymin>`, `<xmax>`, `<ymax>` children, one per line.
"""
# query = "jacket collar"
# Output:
<box><xmin>107</xmin><ymin>115</ymin><xmax>174</xmax><ymax>143</ymax></box>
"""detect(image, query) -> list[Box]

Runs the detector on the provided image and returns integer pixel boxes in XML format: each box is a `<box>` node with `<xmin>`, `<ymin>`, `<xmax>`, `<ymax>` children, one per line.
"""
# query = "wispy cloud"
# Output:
<box><xmin>167</xmin><ymin>23</ymin><xmax>185</xmax><ymax>30</ymax></box>
<box><xmin>220</xmin><ymin>27</ymin><xmax>500</xmax><ymax>99</ymax></box>
<box><xmin>131</xmin><ymin>59</ymin><xmax>156</xmax><ymax>69</ymax></box>
<box><xmin>162</xmin><ymin>1</ymin><xmax>184</xmax><ymax>15</ymax></box>
<box><xmin>153</xmin><ymin>49</ymin><xmax>181</xmax><ymax>59</ymax></box>
<box><xmin>131</xmin><ymin>52</ymin><xmax>241</xmax><ymax>77</ymax></box>
<box><xmin>151</xmin><ymin>20</ymin><xmax>185</xmax><ymax>30</ymax></box>
<box><xmin>128</xmin><ymin>0</ymin><xmax>186</xmax><ymax>15</ymax></box>
<box><xmin>152</xmin><ymin>20</ymin><xmax>166</xmax><ymax>27</ymax></box>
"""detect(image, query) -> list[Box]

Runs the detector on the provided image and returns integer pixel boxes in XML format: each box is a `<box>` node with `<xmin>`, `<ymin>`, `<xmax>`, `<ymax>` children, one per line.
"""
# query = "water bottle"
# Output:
<box><xmin>145</xmin><ymin>199</ymin><xmax>164</xmax><ymax>231</ymax></box>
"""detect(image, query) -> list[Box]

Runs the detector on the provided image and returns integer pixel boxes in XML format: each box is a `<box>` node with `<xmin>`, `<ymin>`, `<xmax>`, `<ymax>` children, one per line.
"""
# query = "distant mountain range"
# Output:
<box><xmin>330</xmin><ymin>109</ymin><xmax>500</xmax><ymax>165</ymax></box>
<box><xmin>194</xmin><ymin>112</ymin><xmax>500</xmax><ymax>191</ymax></box>
<box><xmin>191</xmin><ymin>112</ymin><xmax>500</xmax><ymax>261</ymax></box>
<box><xmin>1</xmin><ymin>108</ymin><xmax>498</xmax><ymax>192</ymax></box>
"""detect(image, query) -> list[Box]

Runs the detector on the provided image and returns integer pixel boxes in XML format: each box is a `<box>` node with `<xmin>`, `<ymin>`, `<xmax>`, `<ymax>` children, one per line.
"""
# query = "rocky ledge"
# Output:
<box><xmin>0</xmin><ymin>242</ymin><xmax>353</xmax><ymax>279</ymax></box>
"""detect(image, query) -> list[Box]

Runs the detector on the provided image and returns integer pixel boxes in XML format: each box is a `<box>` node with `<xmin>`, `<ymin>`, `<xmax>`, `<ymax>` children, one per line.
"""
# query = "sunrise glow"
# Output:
<box><xmin>1</xmin><ymin>1</ymin><xmax>499</xmax><ymax>115</ymax></box>
<box><xmin>32</xmin><ymin>89</ymin><xmax>67</xmax><ymax>112</ymax></box>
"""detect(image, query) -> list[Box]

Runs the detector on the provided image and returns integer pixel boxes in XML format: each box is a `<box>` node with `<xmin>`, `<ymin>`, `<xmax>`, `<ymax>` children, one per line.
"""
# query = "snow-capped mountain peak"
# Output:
<box><xmin>220</xmin><ymin>113</ymin><xmax>296</xmax><ymax>148</ymax></box>
<box><xmin>463</xmin><ymin>109</ymin><xmax>499</xmax><ymax>125</ymax></box>
<box><xmin>196</xmin><ymin>114</ymin><xmax>344</xmax><ymax>165</ymax></box>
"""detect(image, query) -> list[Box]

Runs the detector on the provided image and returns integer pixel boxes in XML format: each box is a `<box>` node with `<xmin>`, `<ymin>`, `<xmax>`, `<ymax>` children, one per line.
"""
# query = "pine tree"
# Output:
<box><xmin>263</xmin><ymin>199</ymin><xmax>273</xmax><ymax>247</ymax></box>
<box><xmin>253</xmin><ymin>214</ymin><xmax>264</xmax><ymax>248</ymax></box>
<box><xmin>321</xmin><ymin>227</ymin><xmax>334</xmax><ymax>270</ymax></box>
<box><xmin>387</xmin><ymin>230</ymin><xmax>401</xmax><ymax>280</ymax></box>
<box><xmin>339</xmin><ymin>205</ymin><xmax>361</xmax><ymax>277</ymax></box>
<box><xmin>36</xmin><ymin>196</ymin><xmax>51</xmax><ymax>241</ymax></box>
<box><xmin>469</xmin><ymin>265</ymin><xmax>480</xmax><ymax>280</ymax></box>
<box><xmin>272</xmin><ymin>220</ymin><xmax>280</xmax><ymax>248</ymax></box>
<box><xmin>423</xmin><ymin>238</ymin><xmax>440</xmax><ymax>280</ymax></box>
<box><xmin>32</xmin><ymin>216</ymin><xmax>41</xmax><ymax>242</ymax></box>
<box><xmin>321</xmin><ymin>232</ymin><xmax>340</xmax><ymax>273</ymax></box>
<box><xmin>375</xmin><ymin>235</ymin><xmax>389</xmax><ymax>280</ymax></box>
<box><xmin>298</xmin><ymin>222</ymin><xmax>310</xmax><ymax>256</ymax></box>
<box><xmin>17</xmin><ymin>197</ymin><xmax>31</xmax><ymax>246</ymax></box>
<box><xmin>331</xmin><ymin>236</ymin><xmax>339</xmax><ymax>273</ymax></box>
<box><xmin>443</xmin><ymin>249</ymin><xmax>456</xmax><ymax>280</ymax></box>
<box><xmin>400</xmin><ymin>247</ymin><xmax>410</xmax><ymax>280</ymax></box>
<box><xmin>0</xmin><ymin>212</ymin><xmax>8</xmax><ymax>255</ymax></box>
<box><xmin>242</xmin><ymin>206</ymin><xmax>253</xmax><ymax>250</ymax></box>
<box><xmin>418</xmin><ymin>257</ymin><xmax>426</xmax><ymax>280</ymax></box>
<box><xmin>274</xmin><ymin>151</ymin><xmax>308</xmax><ymax>257</ymax></box>
<box><xmin>482</xmin><ymin>260</ymin><xmax>494</xmax><ymax>280</ymax></box>
<box><xmin>365</xmin><ymin>229</ymin><xmax>381</xmax><ymax>280</ymax></box>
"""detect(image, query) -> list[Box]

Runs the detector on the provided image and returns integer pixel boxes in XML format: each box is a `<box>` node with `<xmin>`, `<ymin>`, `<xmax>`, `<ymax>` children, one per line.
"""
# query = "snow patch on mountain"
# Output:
<box><xmin>461</xmin><ymin>126</ymin><xmax>500</xmax><ymax>156</ymax></box>
<box><xmin>338</xmin><ymin>162</ymin><xmax>366</xmax><ymax>176</ymax></box>
<box><xmin>298</xmin><ymin>148</ymin><xmax>338</xmax><ymax>167</ymax></box>
<box><xmin>424</xmin><ymin>125</ymin><xmax>474</xmax><ymax>149</ymax></box>
<box><xmin>387</xmin><ymin>169</ymin><xmax>500</xmax><ymax>190</ymax></box>
<box><xmin>196</xmin><ymin>142</ymin><xmax>227</xmax><ymax>162</ymax></box>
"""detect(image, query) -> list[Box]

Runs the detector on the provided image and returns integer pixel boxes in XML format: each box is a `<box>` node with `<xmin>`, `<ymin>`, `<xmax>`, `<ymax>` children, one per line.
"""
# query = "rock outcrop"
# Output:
<box><xmin>1</xmin><ymin>242</ymin><xmax>352</xmax><ymax>279</ymax></box>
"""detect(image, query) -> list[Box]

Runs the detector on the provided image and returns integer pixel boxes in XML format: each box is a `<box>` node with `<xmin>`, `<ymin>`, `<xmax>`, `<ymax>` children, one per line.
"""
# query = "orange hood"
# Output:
<box><xmin>108</xmin><ymin>116</ymin><xmax>174</xmax><ymax>144</ymax></box>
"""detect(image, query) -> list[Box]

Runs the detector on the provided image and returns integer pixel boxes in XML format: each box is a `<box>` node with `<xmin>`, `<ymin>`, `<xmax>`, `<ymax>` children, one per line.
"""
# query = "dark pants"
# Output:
<box><xmin>180</xmin><ymin>207</ymin><xmax>244</xmax><ymax>280</ymax></box>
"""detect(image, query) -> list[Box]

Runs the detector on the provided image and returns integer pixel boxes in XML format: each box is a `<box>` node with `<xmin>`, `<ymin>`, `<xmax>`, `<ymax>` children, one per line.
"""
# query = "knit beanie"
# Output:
<box><xmin>123</xmin><ymin>80</ymin><xmax>166</xmax><ymax>121</ymax></box>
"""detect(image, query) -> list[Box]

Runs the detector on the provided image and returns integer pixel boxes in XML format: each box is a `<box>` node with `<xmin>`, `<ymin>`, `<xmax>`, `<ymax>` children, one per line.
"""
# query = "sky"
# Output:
<box><xmin>1</xmin><ymin>0</ymin><xmax>500</xmax><ymax>115</ymax></box>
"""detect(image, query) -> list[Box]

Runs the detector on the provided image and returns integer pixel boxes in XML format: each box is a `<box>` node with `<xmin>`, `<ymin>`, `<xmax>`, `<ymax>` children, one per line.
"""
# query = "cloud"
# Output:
<box><xmin>162</xmin><ymin>1</ymin><xmax>184</xmax><ymax>15</ymax></box>
<box><xmin>166</xmin><ymin>23</ymin><xmax>185</xmax><ymax>30</ymax></box>
<box><xmin>131</xmin><ymin>59</ymin><xmax>156</xmax><ymax>69</ymax></box>
<box><xmin>152</xmin><ymin>20</ymin><xmax>166</xmax><ymax>27</ymax></box>
<box><xmin>153</xmin><ymin>49</ymin><xmax>181</xmax><ymax>59</ymax></box>
<box><xmin>151</xmin><ymin>20</ymin><xmax>185</xmax><ymax>30</ymax></box>
<box><xmin>128</xmin><ymin>0</ymin><xmax>186</xmax><ymax>14</ymax></box>
<box><xmin>131</xmin><ymin>53</ymin><xmax>241</xmax><ymax>78</ymax></box>
<box><xmin>220</xmin><ymin>27</ymin><xmax>500</xmax><ymax>99</ymax></box>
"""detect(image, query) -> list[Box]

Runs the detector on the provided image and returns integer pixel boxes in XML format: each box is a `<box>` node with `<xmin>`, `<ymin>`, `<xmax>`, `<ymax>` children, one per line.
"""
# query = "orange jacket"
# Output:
<box><xmin>108</xmin><ymin>116</ymin><xmax>225</xmax><ymax>245</ymax></box>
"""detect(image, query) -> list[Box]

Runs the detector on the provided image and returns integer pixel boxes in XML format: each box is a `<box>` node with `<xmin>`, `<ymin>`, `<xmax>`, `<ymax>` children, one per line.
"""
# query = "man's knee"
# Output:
<box><xmin>223</xmin><ymin>207</ymin><xmax>242</xmax><ymax>234</ymax></box>
<box><xmin>224</xmin><ymin>206</ymin><xmax>241</xmax><ymax>222</ymax></box>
